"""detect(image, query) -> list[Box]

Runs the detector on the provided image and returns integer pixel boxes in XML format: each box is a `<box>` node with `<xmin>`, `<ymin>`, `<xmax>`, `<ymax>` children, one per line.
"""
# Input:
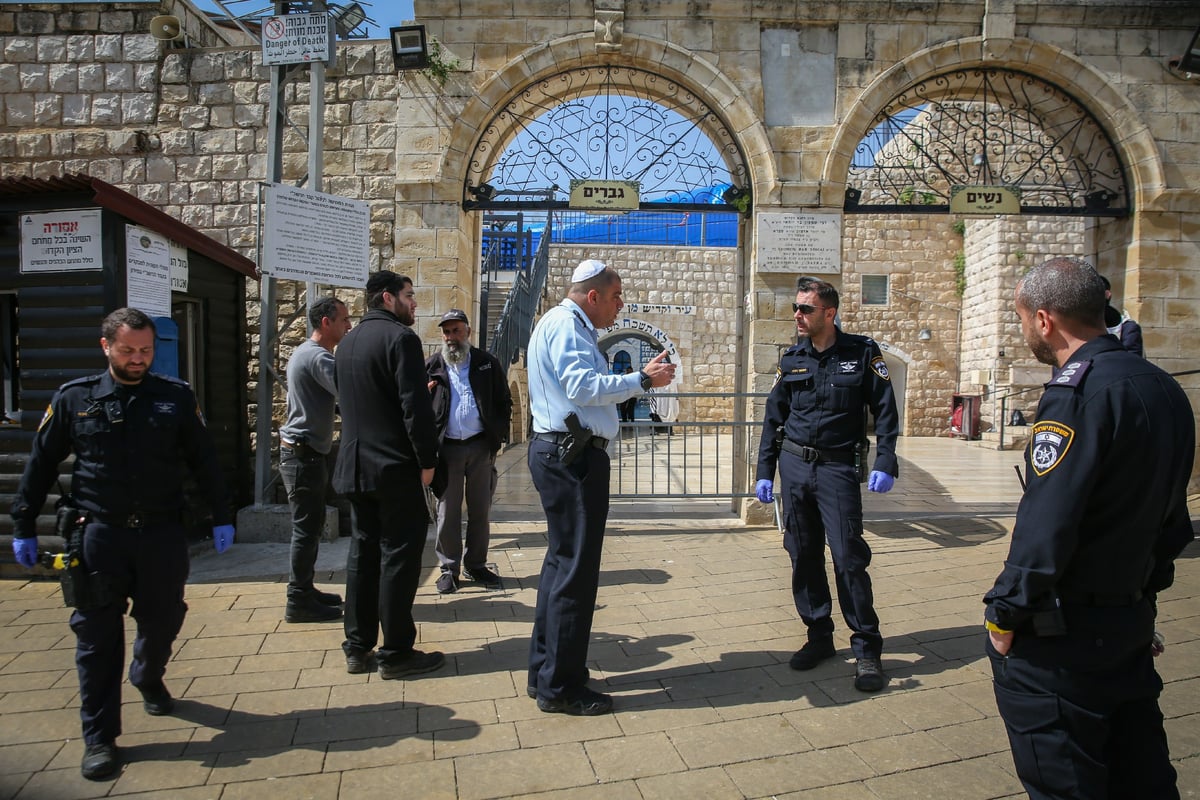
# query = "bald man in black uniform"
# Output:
<box><xmin>983</xmin><ymin>257</ymin><xmax>1194</xmax><ymax>799</ymax></box>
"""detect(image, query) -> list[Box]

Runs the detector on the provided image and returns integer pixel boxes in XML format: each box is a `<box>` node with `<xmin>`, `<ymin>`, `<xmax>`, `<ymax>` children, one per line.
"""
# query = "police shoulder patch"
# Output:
<box><xmin>1048</xmin><ymin>359</ymin><xmax>1091</xmax><ymax>388</ymax></box>
<box><xmin>37</xmin><ymin>404</ymin><xmax>52</xmax><ymax>432</ymax></box>
<box><xmin>870</xmin><ymin>356</ymin><xmax>890</xmax><ymax>381</ymax></box>
<box><xmin>1028</xmin><ymin>419</ymin><xmax>1075</xmax><ymax>476</ymax></box>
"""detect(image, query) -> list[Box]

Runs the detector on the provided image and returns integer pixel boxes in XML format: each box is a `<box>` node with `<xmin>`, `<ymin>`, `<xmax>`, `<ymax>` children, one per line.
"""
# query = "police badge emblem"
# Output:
<box><xmin>870</xmin><ymin>356</ymin><xmax>890</xmax><ymax>381</ymax></box>
<box><xmin>1028</xmin><ymin>420</ymin><xmax>1075</xmax><ymax>476</ymax></box>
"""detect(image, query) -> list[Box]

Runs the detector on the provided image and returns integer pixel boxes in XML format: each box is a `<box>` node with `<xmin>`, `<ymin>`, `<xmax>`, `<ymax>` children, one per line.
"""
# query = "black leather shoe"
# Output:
<box><xmin>139</xmin><ymin>684</ymin><xmax>175</xmax><ymax>716</ymax></box>
<box><xmin>854</xmin><ymin>657</ymin><xmax>886</xmax><ymax>692</ymax></box>
<box><xmin>435</xmin><ymin>572</ymin><xmax>458</xmax><ymax>594</ymax></box>
<box><xmin>466</xmin><ymin>566</ymin><xmax>501</xmax><ymax>584</ymax></box>
<box><xmin>789</xmin><ymin>639</ymin><xmax>836</xmax><ymax>670</ymax></box>
<box><xmin>378</xmin><ymin>650</ymin><xmax>445</xmax><ymax>680</ymax></box>
<box><xmin>286</xmin><ymin>595</ymin><xmax>343</xmax><ymax>623</ymax></box>
<box><xmin>346</xmin><ymin>650</ymin><xmax>374</xmax><ymax>674</ymax></box>
<box><xmin>313</xmin><ymin>589</ymin><xmax>343</xmax><ymax>606</ymax></box>
<box><xmin>526</xmin><ymin>685</ymin><xmax>536</xmax><ymax>698</ymax></box>
<box><xmin>81</xmin><ymin>742</ymin><xmax>120</xmax><ymax>780</ymax></box>
<box><xmin>537</xmin><ymin>688</ymin><xmax>613</xmax><ymax>716</ymax></box>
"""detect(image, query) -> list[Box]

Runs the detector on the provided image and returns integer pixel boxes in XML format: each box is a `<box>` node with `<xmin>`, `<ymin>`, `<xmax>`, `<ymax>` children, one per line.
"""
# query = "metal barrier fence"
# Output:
<box><xmin>609</xmin><ymin>391</ymin><xmax>766</xmax><ymax>499</ymax></box>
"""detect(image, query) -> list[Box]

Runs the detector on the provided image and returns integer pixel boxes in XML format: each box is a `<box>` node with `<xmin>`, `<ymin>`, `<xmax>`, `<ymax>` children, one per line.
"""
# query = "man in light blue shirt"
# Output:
<box><xmin>526</xmin><ymin>259</ymin><xmax>675</xmax><ymax>716</ymax></box>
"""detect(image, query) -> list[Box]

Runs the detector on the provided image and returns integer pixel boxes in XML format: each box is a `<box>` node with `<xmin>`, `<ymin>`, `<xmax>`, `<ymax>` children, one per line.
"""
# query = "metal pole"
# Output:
<box><xmin>306</xmin><ymin>0</ymin><xmax>327</xmax><ymax>331</ymax></box>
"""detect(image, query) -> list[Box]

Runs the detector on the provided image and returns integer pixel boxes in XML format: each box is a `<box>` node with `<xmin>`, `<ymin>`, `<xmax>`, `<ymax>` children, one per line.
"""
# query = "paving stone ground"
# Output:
<box><xmin>1</xmin><ymin>438</ymin><xmax>1197</xmax><ymax>799</ymax></box>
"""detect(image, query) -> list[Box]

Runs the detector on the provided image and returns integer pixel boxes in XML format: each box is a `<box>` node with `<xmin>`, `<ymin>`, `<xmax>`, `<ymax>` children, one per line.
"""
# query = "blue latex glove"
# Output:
<box><xmin>12</xmin><ymin>537</ymin><xmax>38</xmax><ymax>568</ymax></box>
<box><xmin>868</xmin><ymin>471</ymin><xmax>895</xmax><ymax>493</ymax></box>
<box><xmin>755</xmin><ymin>479</ymin><xmax>774</xmax><ymax>503</ymax></box>
<box><xmin>212</xmin><ymin>525</ymin><xmax>235</xmax><ymax>554</ymax></box>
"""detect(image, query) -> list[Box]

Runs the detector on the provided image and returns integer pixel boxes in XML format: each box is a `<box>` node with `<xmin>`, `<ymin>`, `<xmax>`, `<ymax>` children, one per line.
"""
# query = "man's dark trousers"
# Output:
<box><xmin>72</xmin><ymin>520</ymin><xmax>189</xmax><ymax>744</ymax></box>
<box><xmin>280</xmin><ymin>444</ymin><xmax>329</xmax><ymax>600</ymax></box>
<box><xmin>435</xmin><ymin>437</ymin><xmax>498</xmax><ymax>574</ymax></box>
<box><xmin>987</xmin><ymin>602</ymin><xmax>1178</xmax><ymax>799</ymax></box>
<box><xmin>342</xmin><ymin>472</ymin><xmax>427</xmax><ymax>666</ymax></box>
<box><xmin>527</xmin><ymin>440</ymin><xmax>609</xmax><ymax>699</ymax></box>
<box><xmin>778</xmin><ymin>452</ymin><xmax>881</xmax><ymax>659</ymax></box>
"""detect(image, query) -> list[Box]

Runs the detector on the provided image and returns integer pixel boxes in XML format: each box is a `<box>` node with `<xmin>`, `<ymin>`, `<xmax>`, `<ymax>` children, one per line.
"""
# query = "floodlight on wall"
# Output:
<box><xmin>391</xmin><ymin>24</ymin><xmax>430</xmax><ymax>70</ymax></box>
<box><xmin>918</xmin><ymin>328</ymin><xmax>933</xmax><ymax>341</ymax></box>
<box><xmin>469</xmin><ymin>182</ymin><xmax>497</xmax><ymax>201</ymax></box>
<box><xmin>844</xmin><ymin>187</ymin><xmax>862</xmax><ymax>209</ymax></box>
<box><xmin>330</xmin><ymin>3</ymin><xmax>370</xmax><ymax>38</ymax></box>
<box><xmin>1167</xmin><ymin>25</ymin><xmax>1200</xmax><ymax>79</ymax></box>
<box><xmin>1084</xmin><ymin>190</ymin><xmax>1112</xmax><ymax>211</ymax></box>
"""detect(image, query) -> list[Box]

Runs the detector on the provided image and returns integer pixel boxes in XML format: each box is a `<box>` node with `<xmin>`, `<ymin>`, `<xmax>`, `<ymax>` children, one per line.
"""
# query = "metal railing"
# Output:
<box><xmin>488</xmin><ymin>213</ymin><xmax>553</xmax><ymax>367</ymax></box>
<box><xmin>996</xmin><ymin>367</ymin><xmax>1200</xmax><ymax>450</ymax></box>
<box><xmin>609</xmin><ymin>391</ymin><xmax>766</xmax><ymax>499</ymax></box>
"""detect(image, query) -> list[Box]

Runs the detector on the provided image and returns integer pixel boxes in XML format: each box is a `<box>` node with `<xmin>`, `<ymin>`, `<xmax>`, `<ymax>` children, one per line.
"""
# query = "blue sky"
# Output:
<box><xmin>189</xmin><ymin>1</ymin><xmax>416</xmax><ymax>39</ymax></box>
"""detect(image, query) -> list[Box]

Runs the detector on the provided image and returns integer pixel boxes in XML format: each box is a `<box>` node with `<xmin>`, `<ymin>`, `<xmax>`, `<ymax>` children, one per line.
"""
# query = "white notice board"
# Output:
<box><xmin>261</xmin><ymin>13</ymin><xmax>334</xmax><ymax>66</ymax></box>
<box><xmin>20</xmin><ymin>208</ymin><xmax>103</xmax><ymax>273</ymax></box>
<box><xmin>125</xmin><ymin>225</ymin><xmax>172</xmax><ymax>318</ymax></box>
<box><xmin>261</xmin><ymin>183</ymin><xmax>370</xmax><ymax>288</ymax></box>
<box><xmin>756</xmin><ymin>212</ymin><xmax>842</xmax><ymax>274</ymax></box>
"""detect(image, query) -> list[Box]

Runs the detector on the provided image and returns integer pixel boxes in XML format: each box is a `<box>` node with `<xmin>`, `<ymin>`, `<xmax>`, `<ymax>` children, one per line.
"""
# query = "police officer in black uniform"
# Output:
<box><xmin>756</xmin><ymin>276</ymin><xmax>899</xmax><ymax>692</ymax></box>
<box><xmin>10</xmin><ymin>308</ymin><xmax>234</xmax><ymax>781</ymax></box>
<box><xmin>984</xmin><ymin>258</ymin><xmax>1194</xmax><ymax>799</ymax></box>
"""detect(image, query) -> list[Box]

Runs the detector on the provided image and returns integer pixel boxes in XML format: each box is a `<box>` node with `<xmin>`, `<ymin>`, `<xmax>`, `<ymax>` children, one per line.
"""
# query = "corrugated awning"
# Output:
<box><xmin>0</xmin><ymin>173</ymin><xmax>258</xmax><ymax>279</ymax></box>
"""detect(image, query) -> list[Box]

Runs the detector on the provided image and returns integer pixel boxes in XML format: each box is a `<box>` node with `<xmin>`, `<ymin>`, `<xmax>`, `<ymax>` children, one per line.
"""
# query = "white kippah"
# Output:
<box><xmin>572</xmin><ymin>259</ymin><xmax>607</xmax><ymax>283</ymax></box>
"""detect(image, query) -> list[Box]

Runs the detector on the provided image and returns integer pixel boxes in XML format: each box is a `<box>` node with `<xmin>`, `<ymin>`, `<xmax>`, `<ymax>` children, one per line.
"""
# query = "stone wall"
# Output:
<box><xmin>3</xmin><ymin>0</ymin><xmax>1199</xmax><ymax>498</ymax></box>
<box><xmin>545</xmin><ymin>244</ymin><xmax>741</xmax><ymax>423</ymax></box>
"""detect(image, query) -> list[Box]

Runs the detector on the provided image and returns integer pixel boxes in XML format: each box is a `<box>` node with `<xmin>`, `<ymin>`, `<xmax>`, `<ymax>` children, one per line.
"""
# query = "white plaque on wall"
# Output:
<box><xmin>261</xmin><ymin>182</ymin><xmax>370</xmax><ymax>288</ymax></box>
<box><xmin>125</xmin><ymin>224</ymin><xmax>172</xmax><ymax>318</ymax></box>
<box><xmin>756</xmin><ymin>211</ymin><xmax>841</xmax><ymax>274</ymax></box>
<box><xmin>19</xmin><ymin>208</ymin><xmax>103</xmax><ymax>273</ymax></box>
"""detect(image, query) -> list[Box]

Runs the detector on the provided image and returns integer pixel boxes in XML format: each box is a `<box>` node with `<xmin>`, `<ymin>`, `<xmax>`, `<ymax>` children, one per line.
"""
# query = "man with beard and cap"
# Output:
<box><xmin>526</xmin><ymin>258</ymin><xmax>676</xmax><ymax>715</ymax></box>
<box><xmin>983</xmin><ymin>257</ymin><xmax>1193</xmax><ymax>799</ymax></box>
<box><xmin>332</xmin><ymin>271</ymin><xmax>444</xmax><ymax>680</ymax></box>
<box><xmin>425</xmin><ymin>308</ymin><xmax>513</xmax><ymax>594</ymax></box>
<box><xmin>755</xmin><ymin>276</ymin><xmax>899</xmax><ymax>693</ymax></box>
<box><xmin>10</xmin><ymin>307</ymin><xmax>233</xmax><ymax>780</ymax></box>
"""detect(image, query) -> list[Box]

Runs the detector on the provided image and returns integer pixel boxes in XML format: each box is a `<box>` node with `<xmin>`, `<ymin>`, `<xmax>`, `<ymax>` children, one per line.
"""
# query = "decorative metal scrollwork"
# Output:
<box><xmin>466</xmin><ymin>66</ymin><xmax>749</xmax><ymax>210</ymax></box>
<box><xmin>847</xmin><ymin>69</ymin><xmax>1128</xmax><ymax>215</ymax></box>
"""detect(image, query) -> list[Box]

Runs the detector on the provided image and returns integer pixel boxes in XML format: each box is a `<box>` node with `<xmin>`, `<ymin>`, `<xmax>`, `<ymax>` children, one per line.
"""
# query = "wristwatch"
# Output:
<box><xmin>639</xmin><ymin>370</ymin><xmax>652</xmax><ymax>391</ymax></box>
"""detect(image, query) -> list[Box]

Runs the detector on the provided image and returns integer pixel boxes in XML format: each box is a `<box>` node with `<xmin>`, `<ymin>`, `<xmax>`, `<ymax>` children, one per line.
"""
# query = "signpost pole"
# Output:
<box><xmin>306</xmin><ymin>0</ymin><xmax>327</xmax><ymax>334</ymax></box>
<box><xmin>253</xmin><ymin>0</ymin><xmax>289</xmax><ymax>507</ymax></box>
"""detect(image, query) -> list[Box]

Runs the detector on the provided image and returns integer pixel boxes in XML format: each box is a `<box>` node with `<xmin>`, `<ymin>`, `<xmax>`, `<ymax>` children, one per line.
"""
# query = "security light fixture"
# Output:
<box><xmin>844</xmin><ymin>187</ymin><xmax>862</xmax><ymax>208</ymax></box>
<box><xmin>391</xmin><ymin>24</ymin><xmax>429</xmax><ymax>70</ymax></box>
<box><xmin>918</xmin><ymin>328</ymin><xmax>933</xmax><ymax>341</ymax></box>
<box><xmin>469</xmin><ymin>183</ymin><xmax>497</xmax><ymax>201</ymax></box>
<box><xmin>1084</xmin><ymin>190</ymin><xmax>1112</xmax><ymax>211</ymax></box>
<box><xmin>1167</xmin><ymin>25</ymin><xmax>1200</xmax><ymax>78</ymax></box>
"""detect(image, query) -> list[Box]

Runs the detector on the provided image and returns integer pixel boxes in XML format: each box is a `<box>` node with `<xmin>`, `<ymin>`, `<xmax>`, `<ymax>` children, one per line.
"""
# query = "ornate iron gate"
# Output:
<box><xmin>464</xmin><ymin>66</ymin><xmax>750</xmax><ymax>213</ymax></box>
<box><xmin>846</xmin><ymin>69</ymin><xmax>1129</xmax><ymax>216</ymax></box>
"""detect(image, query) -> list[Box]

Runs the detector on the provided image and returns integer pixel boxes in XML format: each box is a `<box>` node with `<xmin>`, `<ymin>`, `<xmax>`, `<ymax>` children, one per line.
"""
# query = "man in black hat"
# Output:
<box><xmin>1099</xmin><ymin>274</ymin><xmax>1144</xmax><ymax>357</ymax></box>
<box><xmin>425</xmin><ymin>309</ymin><xmax>512</xmax><ymax>594</ymax></box>
<box><xmin>332</xmin><ymin>271</ymin><xmax>444</xmax><ymax>680</ymax></box>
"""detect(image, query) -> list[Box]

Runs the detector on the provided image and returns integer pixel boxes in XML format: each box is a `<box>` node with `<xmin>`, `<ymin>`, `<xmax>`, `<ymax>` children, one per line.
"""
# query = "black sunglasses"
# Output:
<box><xmin>792</xmin><ymin>303</ymin><xmax>828</xmax><ymax>315</ymax></box>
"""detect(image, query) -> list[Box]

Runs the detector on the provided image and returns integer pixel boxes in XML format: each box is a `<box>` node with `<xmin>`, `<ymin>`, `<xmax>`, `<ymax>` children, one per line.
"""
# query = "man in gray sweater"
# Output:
<box><xmin>279</xmin><ymin>296</ymin><xmax>352</xmax><ymax>622</ymax></box>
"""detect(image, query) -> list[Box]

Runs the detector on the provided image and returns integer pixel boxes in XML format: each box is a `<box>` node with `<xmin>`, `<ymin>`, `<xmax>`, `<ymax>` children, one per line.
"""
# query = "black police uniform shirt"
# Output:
<box><xmin>10</xmin><ymin>370</ymin><xmax>230</xmax><ymax>536</ymax></box>
<box><xmin>756</xmin><ymin>328</ymin><xmax>900</xmax><ymax>481</ymax></box>
<box><xmin>983</xmin><ymin>335</ymin><xmax>1195</xmax><ymax>632</ymax></box>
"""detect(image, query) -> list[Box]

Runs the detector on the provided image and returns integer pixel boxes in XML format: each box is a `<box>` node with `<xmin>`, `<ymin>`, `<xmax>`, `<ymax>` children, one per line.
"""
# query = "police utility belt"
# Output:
<box><xmin>780</xmin><ymin>439</ymin><xmax>856</xmax><ymax>465</ymax></box>
<box><xmin>533</xmin><ymin>431</ymin><xmax>609</xmax><ymax>452</ymax></box>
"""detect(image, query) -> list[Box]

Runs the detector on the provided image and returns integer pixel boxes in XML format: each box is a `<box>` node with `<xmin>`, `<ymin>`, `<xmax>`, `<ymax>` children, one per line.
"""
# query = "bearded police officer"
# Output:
<box><xmin>10</xmin><ymin>307</ymin><xmax>234</xmax><ymax>780</ymax></box>
<box><xmin>756</xmin><ymin>276</ymin><xmax>899</xmax><ymax>693</ymax></box>
<box><xmin>984</xmin><ymin>257</ymin><xmax>1194</xmax><ymax>798</ymax></box>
